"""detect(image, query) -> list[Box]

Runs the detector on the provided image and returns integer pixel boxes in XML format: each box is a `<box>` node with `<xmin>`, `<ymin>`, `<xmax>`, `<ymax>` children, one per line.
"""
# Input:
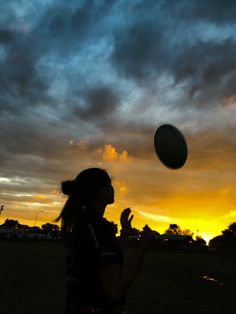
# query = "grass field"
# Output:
<box><xmin>1</xmin><ymin>240</ymin><xmax>236</xmax><ymax>314</ymax></box>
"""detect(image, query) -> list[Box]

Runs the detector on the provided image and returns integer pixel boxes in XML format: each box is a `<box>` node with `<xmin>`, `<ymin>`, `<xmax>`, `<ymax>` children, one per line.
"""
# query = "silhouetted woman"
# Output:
<box><xmin>56</xmin><ymin>168</ymin><xmax>154</xmax><ymax>314</ymax></box>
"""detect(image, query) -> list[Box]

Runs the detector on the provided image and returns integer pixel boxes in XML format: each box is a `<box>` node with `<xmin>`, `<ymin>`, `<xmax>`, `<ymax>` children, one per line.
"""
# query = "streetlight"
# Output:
<box><xmin>0</xmin><ymin>205</ymin><xmax>4</xmax><ymax>225</ymax></box>
<box><xmin>34</xmin><ymin>210</ymin><xmax>44</xmax><ymax>227</ymax></box>
<box><xmin>0</xmin><ymin>205</ymin><xmax>4</xmax><ymax>215</ymax></box>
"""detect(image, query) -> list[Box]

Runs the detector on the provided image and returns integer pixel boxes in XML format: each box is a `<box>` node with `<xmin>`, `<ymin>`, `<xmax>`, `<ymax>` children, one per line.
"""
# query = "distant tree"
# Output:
<box><xmin>182</xmin><ymin>229</ymin><xmax>194</xmax><ymax>237</ymax></box>
<box><xmin>131</xmin><ymin>227</ymin><xmax>141</xmax><ymax>237</ymax></box>
<box><xmin>151</xmin><ymin>229</ymin><xmax>160</xmax><ymax>237</ymax></box>
<box><xmin>165</xmin><ymin>224</ymin><xmax>182</xmax><ymax>235</ymax></box>
<box><xmin>209</xmin><ymin>222</ymin><xmax>236</xmax><ymax>249</ymax></box>
<box><xmin>18</xmin><ymin>224</ymin><xmax>30</xmax><ymax>229</ymax></box>
<box><xmin>2</xmin><ymin>219</ymin><xmax>19</xmax><ymax>229</ymax></box>
<box><xmin>42</xmin><ymin>223</ymin><xmax>59</xmax><ymax>233</ymax></box>
<box><xmin>142</xmin><ymin>224</ymin><xmax>160</xmax><ymax>237</ymax></box>
<box><xmin>165</xmin><ymin>224</ymin><xmax>193</xmax><ymax>237</ymax></box>
<box><xmin>220</xmin><ymin>222</ymin><xmax>236</xmax><ymax>248</ymax></box>
<box><xmin>196</xmin><ymin>236</ymin><xmax>207</xmax><ymax>246</ymax></box>
<box><xmin>41</xmin><ymin>223</ymin><xmax>60</xmax><ymax>238</ymax></box>
<box><xmin>229</xmin><ymin>222</ymin><xmax>236</xmax><ymax>234</ymax></box>
<box><xmin>222</xmin><ymin>222</ymin><xmax>236</xmax><ymax>236</ymax></box>
<box><xmin>210</xmin><ymin>235</ymin><xmax>226</xmax><ymax>245</ymax></box>
<box><xmin>29</xmin><ymin>226</ymin><xmax>42</xmax><ymax>233</ymax></box>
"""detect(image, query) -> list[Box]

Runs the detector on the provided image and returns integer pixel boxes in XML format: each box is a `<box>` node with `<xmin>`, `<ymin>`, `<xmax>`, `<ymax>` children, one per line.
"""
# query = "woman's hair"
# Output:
<box><xmin>55</xmin><ymin>168</ymin><xmax>111</xmax><ymax>245</ymax></box>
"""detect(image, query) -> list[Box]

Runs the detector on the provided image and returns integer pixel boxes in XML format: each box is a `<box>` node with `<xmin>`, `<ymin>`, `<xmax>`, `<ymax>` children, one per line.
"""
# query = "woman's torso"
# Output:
<box><xmin>65</xmin><ymin>209</ymin><xmax>125</xmax><ymax>314</ymax></box>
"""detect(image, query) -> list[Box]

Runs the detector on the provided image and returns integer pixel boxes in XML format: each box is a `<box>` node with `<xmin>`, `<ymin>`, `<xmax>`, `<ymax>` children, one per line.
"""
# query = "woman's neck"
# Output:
<box><xmin>89</xmin><ymin>200</ymin><xmax>106</xmax><ymax>216</ymax></box>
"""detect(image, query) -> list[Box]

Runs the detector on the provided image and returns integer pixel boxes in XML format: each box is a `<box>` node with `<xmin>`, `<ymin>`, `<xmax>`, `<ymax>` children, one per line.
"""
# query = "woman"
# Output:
<box><xmin>56</xmin><ymin>168</ymin><xmax>155</xmax><ymax>314</ymax></box>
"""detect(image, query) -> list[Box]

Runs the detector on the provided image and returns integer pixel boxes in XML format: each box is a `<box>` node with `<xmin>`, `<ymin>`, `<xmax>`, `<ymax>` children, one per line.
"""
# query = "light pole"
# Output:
<box><xmin>0</xmin><ymin>205</ymin><xmax>4</xmax><ymax>224</ymax></box>
<box><xmin>34</xmin><ymin>210</ymin><xmax>44</xmax><ymax>227</ymax></box>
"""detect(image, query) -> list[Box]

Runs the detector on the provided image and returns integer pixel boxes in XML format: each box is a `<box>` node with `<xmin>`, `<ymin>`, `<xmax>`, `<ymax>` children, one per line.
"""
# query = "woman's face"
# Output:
<box><xmin>101</xmin><ymin>180</ymin><xmax>114</xmax><ymax>205</ymax></box>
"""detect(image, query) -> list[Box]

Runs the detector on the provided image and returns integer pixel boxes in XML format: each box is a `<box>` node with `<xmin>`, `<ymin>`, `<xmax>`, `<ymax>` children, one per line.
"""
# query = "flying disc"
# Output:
<box><xmin>154</xmin><ymin>124</ymin><xmax>188</xmax><ymax>169</ymax></box>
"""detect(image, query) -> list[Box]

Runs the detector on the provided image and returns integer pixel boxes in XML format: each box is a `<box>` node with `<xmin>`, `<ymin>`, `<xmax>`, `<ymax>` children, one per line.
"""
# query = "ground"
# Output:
<box><xmin>0</xmin><ymin>240</ymin><xmax>236</xmax><ymax>314</ymax></box>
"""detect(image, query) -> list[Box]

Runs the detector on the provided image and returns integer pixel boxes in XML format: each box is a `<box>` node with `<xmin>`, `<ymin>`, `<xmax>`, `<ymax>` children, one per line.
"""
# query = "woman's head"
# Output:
<box><xmin>55</xmin><ymin>168</ymin><xmax>114</xmax><ymax>235</ymax></box>
<box><xmin>62</xmin><ymin>168</ymin><xmax>114</xmax><ymax>205</ymax></box>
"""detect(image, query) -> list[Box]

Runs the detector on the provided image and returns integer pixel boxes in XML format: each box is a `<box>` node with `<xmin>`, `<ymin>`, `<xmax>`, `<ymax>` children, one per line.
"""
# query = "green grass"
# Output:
<box><xmin>0</xmin><ymin>240</ymin><xmax>236</xmax><ymax>314</ymax></box>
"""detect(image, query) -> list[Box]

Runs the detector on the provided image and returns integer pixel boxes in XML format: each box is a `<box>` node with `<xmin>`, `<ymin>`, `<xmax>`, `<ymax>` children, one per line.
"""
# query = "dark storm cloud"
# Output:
<box><xmin>1</xmin><ymin>0</ymin><xmax>236</xmax><ymax>185</ymax></box>
<box><xmin>0</xmin><ymin>0</ymin><xmax>122</xmax><ymax>184</ymax></box>
<box><xmin>0</xmin><ymin>28</ymin><xmax>15</xmax><ymax>43</ymax></box>
<box><xmin>1</xmin><ymin>0</ymin><xmax>236</xmax><ymax>116</ymax></box>
<box><xmin>173</xmin><ymin>39</ymin><xmax>236</xmax><ymax>103</ymax></box>
<box><xmin>112</xmin><ymin>23</ymin><xmax>165</xmax><ymax>82</ymax></box>
<box><xmin>111</xmin><ymin>4</ymin><xmax>236</xmax><ymax>106</ymax></box>
<box><xmin>0</xmin><ymin>8</ymin><xmax>80</xmax><ymax>109</ymax></box>
<box><xmin>0</xmin><ymin>117</ymin><xmax>64</xmax><ymax>176</ymax></box>
<box><xmin>72</xmin><ymin>85</ymin><xmax>120</xmax><ymax>121</ymax></box>
<box><xmin>0</xmin><ymin>0</ymin><xmax>117</xmax><ymax>113</ymax></box>
<box><xmin>169</xmin><ymin>0</ymin><xmax>236</xmax><ymax>24</ymax></box>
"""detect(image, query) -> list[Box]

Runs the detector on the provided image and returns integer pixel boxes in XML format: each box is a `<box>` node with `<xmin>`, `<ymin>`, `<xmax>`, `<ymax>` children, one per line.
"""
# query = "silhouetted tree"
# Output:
<box><xmin>2</xmin><ymin>219</ymin><xmax>18</xmax><ymax>229</ymax></box>
<box><xmin>164</xmin><ymin>224</ymin><xmax>193</xmax><ymax>237</ymax></box>
<box><xmin>30</xmin><ymin>226</ymin><xmax>41</xmax><ymax>232</ymax></box>
<box><xmin>209</xmin><ymin>222</ymin><xmax>236</xmax><ymax>249</ymax></box>
<box><xmin>196</xmin><ymin>236</ymin><xmax>207</xmax><ymax>246</ymax></box>
<box><xmin>222</xmin><ymin>222</ymin><xmax>236</xmax><ymax>236</ymax></box>
<box><xmin>209</xmin><ymin>235</ymin><xmax>223</xmax><ymax>246</ymax></box>
<box><xmin>42</xmin><ymin>223</ymin><xmax>59</xmax><ymax>233</ymax></box>
<box><xmin>182</xmin><ymin>229</ymin><xmax>194</xmax><ymax>236</ymax></box>
<box><xmin>165</xmin><ymin>224</ymin><xmax>182</xmax><ymax>235</ymax></box>
<box><xmin>130</xmin><ymin>227</ymin><xmax>141</xmax><ymax>237</ymax></box>
<box><xmin>41</xmin><ymin>223</ymin><xmax>60</xmax><ymax>238</ymax></box>
<box><xmin>228</xmin><ymin>222</ymin><xmax>236</xmax><ymax>234</ymax></box>
<box><xmin>18</xmin><ymin>224</ymin><xmax>30</xmax><ymax>229</ymax></box>
<box><xmin>142</xmin><ymin>224</ymin><xmax>160</xmax><ymax>237</ymax></box>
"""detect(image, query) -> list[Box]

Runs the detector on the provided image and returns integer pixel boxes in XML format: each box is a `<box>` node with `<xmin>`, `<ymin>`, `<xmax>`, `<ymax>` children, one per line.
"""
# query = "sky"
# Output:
<box><xmin>1</xmin><ymin>0</ymin><xmax>236</xmax><ymax>242</ymax></box>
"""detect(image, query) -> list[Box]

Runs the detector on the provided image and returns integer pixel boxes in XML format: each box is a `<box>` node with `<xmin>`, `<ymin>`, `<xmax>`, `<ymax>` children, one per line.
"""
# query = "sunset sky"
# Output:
<box><xmin>1</xmin><ymin>0</ymin><xmax>236</xmax><ymax>242</ymax></box>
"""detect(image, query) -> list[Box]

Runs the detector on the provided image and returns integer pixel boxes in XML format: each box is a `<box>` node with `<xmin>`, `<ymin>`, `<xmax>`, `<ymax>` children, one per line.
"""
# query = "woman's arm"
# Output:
<box><xmin>118</xmin><ymin>208</ymin><xmax>133</xmax><ymax>253</ymax></box>
<box><xmin>117</xmin><ymin>229</ymin><xmax>130</xmax><ymax>253</ymax></box>
<box><xmin>99</xmin><ymin>229</ymin><xmax>155</xmax><ymax>300</ymax></box>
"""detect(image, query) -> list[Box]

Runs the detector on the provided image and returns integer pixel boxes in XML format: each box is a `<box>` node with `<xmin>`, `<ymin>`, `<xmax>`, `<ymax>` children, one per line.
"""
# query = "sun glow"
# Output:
<box><xmin>199</xmin><ymin>233</ymin><xmax>213</xmax><ymax>245</ymax></box>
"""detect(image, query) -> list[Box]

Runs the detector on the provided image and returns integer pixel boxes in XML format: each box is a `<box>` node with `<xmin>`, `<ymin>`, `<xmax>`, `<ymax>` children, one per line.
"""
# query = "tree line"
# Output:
<box><xmin>1</xmin><ymin>219</ymin><xmax>236</xmax><ymax>249</ymax></box>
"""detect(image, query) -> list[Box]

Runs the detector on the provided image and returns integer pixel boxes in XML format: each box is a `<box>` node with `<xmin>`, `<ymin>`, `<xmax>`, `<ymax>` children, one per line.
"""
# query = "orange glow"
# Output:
<box><xmin>97</xmin><ymin>144</ymin><xmax>130</xmax><ymax>162</ymax></box>
<box><xmin>120</xmin><ymin>150</ymin><xmax>129</xmax><ymax>161</ymax></box>
<box><xmin>2</xmin><ymin>133</ymin><xmax>236</xmax><ymax>242</ymax></box>
<box><xmin>102</xmin><ymin>144</ymin><xmax>118</xmax><ymax>161</ymax></box>
<box><xmin>32</xmin><ymin>194</ymin><xmax>48</xmax><ymax>200</ymax></box>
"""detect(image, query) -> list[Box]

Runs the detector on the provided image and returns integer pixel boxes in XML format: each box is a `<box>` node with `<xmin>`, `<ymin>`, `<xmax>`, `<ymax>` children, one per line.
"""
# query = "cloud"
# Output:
<box><xmin>138</xmin><ymin>210</ymin><xmax>172</xmax><ymax>222</ymax></box>
<box><xmin>173</xmin><ymin>39</ymin><xmax>236</xmax><ymax>104</ymax></box>
<box><xmin>0</xmin><ymin>28</ymin><xmax>15</xmax><ymax>43</ymax></box>
<box><xmin>112</xmin><ymin>22</ymin><xmax>165</xmax><ymax>82</ymax></box>
<box><xmin>71</xmin><ymin>85</ymin><xmax>120</xmax><ymax>121</ymax></box>
<box><xmin>0</xmin><ymin>1</ymin><xmax>236</xmax><ymax>232</ymax></box>
<box><xmin>169</xmin><ymin>0</ymin><xmax>236</xmax><ymax>24</ymax></box>
<box><xmin>0</xmin><ymin>0</ymin><xmax>118</xmax><ymax>114</ymax></box>
<box><xmin>101</xmin><ymin>144</ymin><xmax>118</xmax><ymax>161</ymax></box>
<box><xmin>97</xmin><ymin>144</ymin><xmax>130</xmax><ymax>162</ymax></box>
<box><xmin>112</xmin><ymin>16</ymin><xmax>236</xmax><ymax>108</ymax></box>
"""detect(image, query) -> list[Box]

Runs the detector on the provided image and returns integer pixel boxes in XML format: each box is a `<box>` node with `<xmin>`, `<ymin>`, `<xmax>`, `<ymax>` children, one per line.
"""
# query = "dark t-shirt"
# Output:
<box><xmin>65</xmin><ymin>209</ymin><xmax>125</xmax><ymax>314</ymax></box>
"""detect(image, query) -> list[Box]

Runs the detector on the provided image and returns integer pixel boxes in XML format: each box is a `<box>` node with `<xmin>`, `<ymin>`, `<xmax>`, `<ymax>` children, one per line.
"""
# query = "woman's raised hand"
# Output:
<box><xmin>120</xmin><ymin>208</ymin><xmax>134</xmax><ymax>235</ymax></box>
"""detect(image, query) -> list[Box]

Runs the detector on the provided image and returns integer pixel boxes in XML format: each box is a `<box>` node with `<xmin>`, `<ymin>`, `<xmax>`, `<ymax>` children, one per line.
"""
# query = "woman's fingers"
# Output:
<box><xmin>121</xmin><ymin>208</ymin><xmax>131</xmax><ymax>218</ymax></box>
<box><xmin>120</xmin><ymin>208</ymin><xmax>131</xmax><ymax>222</ymax></box>
<box><xmin>120</xmin><ymin>208</ymin><xmax>133</xmax><ymax>232</ymax></box>
<box><xmin>128</xmin><ymin>215</ymin><xmax>134</xmax><ymax>223</ymax></box>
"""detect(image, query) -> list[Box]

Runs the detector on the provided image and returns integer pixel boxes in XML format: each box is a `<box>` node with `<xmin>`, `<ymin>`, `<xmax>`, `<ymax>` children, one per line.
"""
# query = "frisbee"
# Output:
<box><xmin>154</xmin><ymin>124</ymin><xmax>188</xmax><ymax>169</ymax></box>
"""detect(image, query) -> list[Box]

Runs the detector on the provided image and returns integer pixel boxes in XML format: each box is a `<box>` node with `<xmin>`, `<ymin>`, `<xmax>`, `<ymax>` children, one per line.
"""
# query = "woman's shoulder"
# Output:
<box><xmin>90</xmin><ymin>218</ymin><xmax>115</xmax><ymax>240</ymax></box>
